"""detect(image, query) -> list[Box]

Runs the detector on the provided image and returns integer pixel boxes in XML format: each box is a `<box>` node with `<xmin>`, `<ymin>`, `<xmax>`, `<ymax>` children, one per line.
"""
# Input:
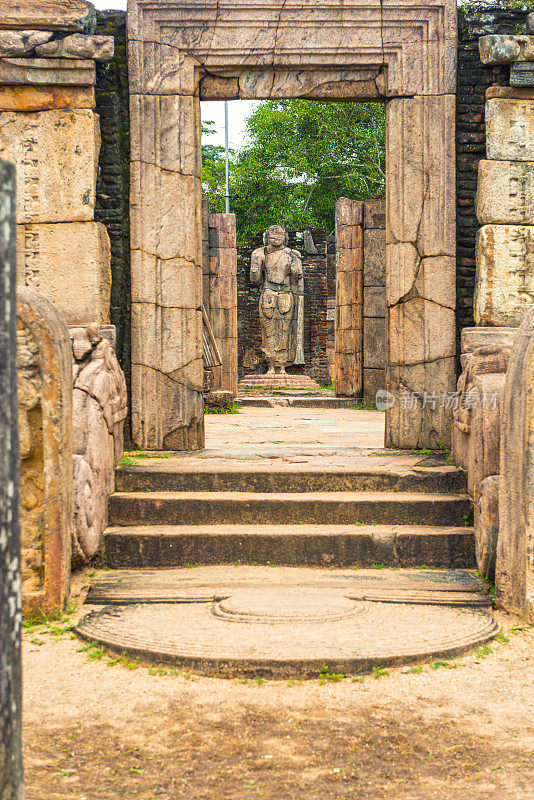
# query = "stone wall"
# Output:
<box><xmin>456</xmin><ymin>5</ymin><xmax>529</xmax><ymax>335</ymax></box>
<box><xmin>237</xmin><ymin>229</ymin><xmax>329</xmax><ymax>383</ymax></box>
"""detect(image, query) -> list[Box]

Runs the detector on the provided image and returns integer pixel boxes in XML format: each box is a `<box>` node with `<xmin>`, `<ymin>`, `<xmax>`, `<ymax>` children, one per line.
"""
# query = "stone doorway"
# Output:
<box><xmin>128</xmin><ymin>0</ymin><xmax>456</xmax><ymax>451</ymax></box>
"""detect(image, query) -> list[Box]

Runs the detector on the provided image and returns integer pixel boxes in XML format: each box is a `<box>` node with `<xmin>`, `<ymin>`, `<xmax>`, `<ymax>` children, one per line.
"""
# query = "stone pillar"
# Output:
<box><xmin>496</xmin><ymin>305</ymin><xmax>534</xmax><ymax>623</ymax></box>
<box><xmin>362</xmin><ymin>199</ymin><xmax>386</xmax><ymax>405</ymax></box>
<box><xmin>17</xmin><ymin>286</ymin><xmax>73</xmax><ymax>616</ymax></box>
<box><xmin>208</xmin><ymin>212</ymin><xmax>238</xmax><ymax>396</ymax></box>
<box><xmin>334</xmin><ymin>198</ymin><xmax>363</xmax><ymax>397</ymax></box>
<box><xmin>385</xmin><ymin>95</ymin><xmax>457</xmax><ymax>449</ymax></box>
<box><xmin>129</xmin><ymin>52</ymin><xmax>204</xmax><ymax>449</ymax></box>
<box><xmin>0</xmin><ymin>158</ymin><xmax>23</xmax><ymax>800</ymax></box>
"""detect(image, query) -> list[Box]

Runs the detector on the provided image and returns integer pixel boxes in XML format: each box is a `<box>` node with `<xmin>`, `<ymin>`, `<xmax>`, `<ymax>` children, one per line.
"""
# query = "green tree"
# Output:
<box><xmin>228</xmin><ymin>100</ymin><xmax>385</xmax><ymax>241</ymax></box>
<box><xmin>201</xmin><ymin>120</ymin><xmax>233</xmax><ymax>212</ymax></box>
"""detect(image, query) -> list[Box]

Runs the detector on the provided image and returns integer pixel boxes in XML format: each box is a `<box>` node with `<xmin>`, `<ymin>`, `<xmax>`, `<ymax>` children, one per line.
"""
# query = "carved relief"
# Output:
<box><xmin>71</xmin><ymin>323</ymin><xmax>127</xmax><ymax>563</ymax></box>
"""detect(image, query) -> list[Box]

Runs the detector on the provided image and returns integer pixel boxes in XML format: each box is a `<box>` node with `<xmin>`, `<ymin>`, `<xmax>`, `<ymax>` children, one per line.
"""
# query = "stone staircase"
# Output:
<box><xmin>103</xmin><ymin>463</ymin><xmax>475</xmax><ymax>570</ymax></box>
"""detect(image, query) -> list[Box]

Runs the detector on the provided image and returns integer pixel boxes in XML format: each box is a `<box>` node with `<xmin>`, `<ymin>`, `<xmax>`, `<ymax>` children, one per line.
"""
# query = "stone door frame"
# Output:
<box><xmin>127</xmin><ymin>0</ymin><xmax>457</xmax><ymax>450</ymax></box>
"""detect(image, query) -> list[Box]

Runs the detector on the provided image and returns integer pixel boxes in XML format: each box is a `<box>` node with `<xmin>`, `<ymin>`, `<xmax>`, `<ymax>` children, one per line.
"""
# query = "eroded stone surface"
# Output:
<box><xmin>511</xmin><ymin>62</ymin><xmax>534</xmax><ymax>88</ymax></box>
<box><xmin>0</xmin><ymin>108</ymin><xmax>100</xmax><ymax>223</ymax></box>
<box><xmin>16</xmin><ymin>221</ymin><xmax>111</xmax><ymax>325</ymax></box>
<box><xmin>479</xmin><ymin>34</ymin><xmax>534</xmax><ymax>65</ymax></box>
<box><xmin>475</xmin><ymin>224</ymin><xmax>534</xmax><ymax>327</ymax></box>
<box><xmin>208</xmin><ymin>212</ymin><xmax>238</xmax><ymax>395</ymax></box>
<box><xmin>16</xmin><ymin>286</ymin><xmax>72</xmax><ymax>616</ymax></box>
<box><xmin>0</xmin><ymin>57</ymin><xmax>95</xmax><ymax>86</ymax></box>
<box><xmin>0</xmin><ymin>30</ymin><xmax>52</xmax><ymax>56</ymax></box>
<box><xmin>71</xmin><ymin>324</ymin><xmax>127</xmax><ymax>564</ymax></box>
<box><xmin>461</xmin><ymin>327</ymin><xmax>517</xmax><ymax>355</ymax></box>
<box><xmin>496</xmin><ymin>305</ymin><xmax>534</xmax><ymax>622</ymax></box>
<box><xmin>477</xmin><ymin>160</ymin><xmax>534</xmax><ymax>226</ymax></box>
<box><xmin>36</xmin><ymin>34</ymin><xmax>114</xmax><ymax>61</ymax></box>
<box><xmin>335</xmin><ymin>198</ymin><xmax>363</xmax><ymax>397</ymax></box>
<box><xmin>486</xmin><ymin>99</ymin><xmax>534</xmax><ymax>161</ymax></box>
<box><xmin>0</xmin><ymin>1</ymin><xmax>95</xmax><ymax>32</ymax></box>
<box><xmin>0</xmin><ymin>85</ymin><xmax>94</xmax><ymax>111</ymax></box>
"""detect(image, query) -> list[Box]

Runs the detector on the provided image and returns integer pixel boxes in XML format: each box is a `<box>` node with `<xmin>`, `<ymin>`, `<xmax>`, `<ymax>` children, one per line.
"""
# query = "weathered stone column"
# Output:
<box><xmin>0</xmin><ymin>158</ymin><xmax>23</xmax><ymax>800</ymax></box>
<box><xmin>334</xmin><ymin>198</ymin><xmax>363</xmax><ymax>397</ymax></box>
<box><xmin>128</xmin><ymin>44</ymin><xmax>204</xmax><ymax>449</ymax></box>
<box><xmin>386</xmin><ymin>94</ymin><xmax>457</xmax><ymax>449</ymax></box>
<box><xmin>208</xmin><ymin>212</ymin><xmax>238</xmax><ymax>396</ymax></box>
<box><xmin>363</xmin><ymin>199</ymin><xmax>386</xmax><ymax>405</ymax></box>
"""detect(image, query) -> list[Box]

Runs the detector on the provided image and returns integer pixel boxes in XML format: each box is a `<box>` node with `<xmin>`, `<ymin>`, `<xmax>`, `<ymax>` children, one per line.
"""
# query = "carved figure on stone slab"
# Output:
<box><xmin>71</xmin><ymin>323</ymin><xmax>127</xmax><ymax>564</ymax></box>
<box><xmin>250</xmin><ymin>225</ymin><xmax>304</xmax><ymax>374</ymax></box>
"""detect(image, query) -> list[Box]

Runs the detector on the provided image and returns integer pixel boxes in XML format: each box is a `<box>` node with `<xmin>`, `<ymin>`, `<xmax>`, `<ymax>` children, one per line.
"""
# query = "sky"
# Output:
<box><xmin>91</xmin><ymin>0</ymin><xmax>258</xmax><ymax>151</ymax></box>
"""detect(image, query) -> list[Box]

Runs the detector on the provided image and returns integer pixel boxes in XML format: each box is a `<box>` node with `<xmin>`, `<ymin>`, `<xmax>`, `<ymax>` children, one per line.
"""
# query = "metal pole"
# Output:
<box><xmin>224</xmin><ymin>100</ymin><xmax>230</xmax><ymax>213</ymax></box>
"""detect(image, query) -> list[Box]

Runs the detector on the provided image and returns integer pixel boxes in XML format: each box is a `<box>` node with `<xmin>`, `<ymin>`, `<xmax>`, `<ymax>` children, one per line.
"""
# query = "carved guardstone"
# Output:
<box><xmin>71</xmin><ymin>323</ymin><xmax>127</xmax><ymax>564</ymax></box>
<box><xmin>496</xmin><ymin>305</ymin><xmax>534</xmax><ymax>622</ymax></box>
<box><xmin>0</xmin><ymin>157</ymin><xmax>23</xmax><ymax>800</ymax></box>
<box><xmin>17</xmin><ymin>286</ymin><xmax>72</xmax><ymax>615</ymax></box>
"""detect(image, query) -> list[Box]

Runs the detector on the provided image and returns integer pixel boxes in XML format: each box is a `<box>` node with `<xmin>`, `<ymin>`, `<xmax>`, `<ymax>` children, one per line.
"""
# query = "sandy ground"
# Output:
<box><xmin>22</xmin><ymin>572</ymin><xmax>534</xmax><ymax>800</ymax></box>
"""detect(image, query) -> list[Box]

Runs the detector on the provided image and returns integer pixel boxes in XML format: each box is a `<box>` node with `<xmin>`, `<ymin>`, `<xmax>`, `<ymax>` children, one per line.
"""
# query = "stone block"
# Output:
<box><xmin>0</xmin><ymin>1</ymin><xmax>95</xmax><ymax>32</ymax></box>
<box><xmin>479</xmin><ymin>34</ymin><xmax>534</xmax><ymax>65</ymax></box>
<box><xmin>529</xmin><ymin>12</ymin><xmax>534</xmax><ymax>35</ymax></box>
<box><xmin>511</xmin><ymin>62</ymin><xmax>534</xmax><ymax>88</ymax></box>
<box><xmin>0</xmin><ymin>157</ymin><xmax>23</xmax><ymax>799</ymax></box>
<box><xmin>363</xmin><ymin>228</ymin><xmax>385</xmax><ymax>286</ymax></box>
<box><xmin>17</xmin><ymin>285</ymin><xmax>72</xmax><ymax>616</ymax></box>
<box><xmin>364</xmin><ymin>286</ymin><xmax>386</xmax><ymax>318</ymax></box>
<box><xmin>0</xmin><ymin>85</ymin><xmax>94</xmax><ymax>111</ymax></box>
<box><xmin>486</xmin><ymin>99</ymin><xmax>534</xmax><ymax>161</ymax></box>
<box><xmin>461</xmin><ymin>327</ymin><xmax>517</xmax><ymax>355</ymax></box>
<box><xmin>477</xmin><ymin>159</ymin><xmax>534</xmax><ymax>226</ymax></box>
<box><xmin>475</xmin><ymin>224</ymin><xmax>534</xmax><ymax>327</ymax></box>
<box><xmin>36</xmin><ymin>34</ymin><xmax>114</xmax><ymax>61</ymax></box>
<box><xmin>0</xmin><ymin>30</ymin><xmax>52</xmax><ymax>56</ymax></box>
<box><xmin>363</xmin><ymin>368</ymin><xmax>385</xmax><ymax>407</ymax></box>
<box><xmin>496</xmin><ymin>305</ymin><xmax>534</xmax><ymax>622</ymax></box>
<box><xmin>71</xmin><ymin>324</ymin><xmax>127</xmax><ymax>564</ymax></box>
<box><xmin>364</xmin><ymin>317</ymin><xmax>386</xmax><ymax>369</ymax></box>
<box><xmin>16</xmin><ymin>221</ymin><xmax>111</xmax><ymax>325</ymax></box>
<box><xmin>363</xmin><ymin>198</ymin><xmax>386</xmax><ymax>230</ymax></box>
<box><xmin>0</xmin><ymin>57</ymin><xmax>95</xmax><ymax>86</ymax></box>
<box><xmin>0</xmin><ymin>108</ymin><xmax>100</xmax><ymax>223</ymax></box>
<box><xmin>486</xmin><ymin>85</ymin><xmax>534</xmax><ymax>101</ymax></box>
<box><xmin>475</xmin><ymin>475</ymin><xmax>499</xmax><ymax>581</ymax></box>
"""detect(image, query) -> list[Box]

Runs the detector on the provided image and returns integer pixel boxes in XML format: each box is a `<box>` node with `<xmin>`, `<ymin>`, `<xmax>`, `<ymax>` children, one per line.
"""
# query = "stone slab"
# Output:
<box><xmin>0</xmin><ymin>57</ymin><xmax>95</xmax><ymax>86</ymax></box>
<box><xmin>486</xmin><ymin>98</ymin><xmax>534</xmax><ymax>161</ymax></box>
<box><xmin>75</xmin><ymin>593</ymin><xmax>498</xmax><ymax>677</ymax></box>
<box><xmin>479</xmin><ymin>34</ymin><xmax>534</xmax><ymax>65</ymax></box>
<box><xmin>0</xmin><ymin>157</ymin><xmax>23</xmax><ymax>799</ymax></box>
<box><xmin>363</xmin><ymin>198</ymin><xmax>386</xmax><ymax>230</ymax></box>
<box><xmin>363</xmin><ymin>228</ymin><xmax>386</xmax><ymax>285</ymax></box>
<box><xmin>363</xmin><ymin>317</ymin><xmax>385</xmax><ymax>369</ymax></box>
<box><xmin>511</xmin><ymin>62</ymin><xmax>534</xmax><ymax>88</ymax></box>
<box><xmin>0</xmin><ymin>108</ymin><xmax>99</xmax><ymax>223</ymax></box>
<box><xmin>486</xmin><ymin>85</ymin><xmax>534</xmax><ymax>101</ymax></box>
<box><xmin>461</xmin><ymin>327</ymin><xmax>517</xmax><ymax>354</ymax></box>
<box><xmin>475</xmin><ymin>224</ymin><xmax>534</xmax><ymax>327</ymax></box>
<box><xmin>36</xmin><ymin>33</ymin><xmax>114</xmax><ymax>61</ymax></box>
<box><xmin>0</xmin><ymin>1</ymin><xmax>95</xmax><ymax>32</ymax></box>
<box><xmin>364</xmin><ymin>286</ymin><xmax>386</xmax><ymax>318</ymax></box>
<box><xmin>475</xmin><ymin>475</ymin><xmax>499</xmax><ymax>581</ymax></box>
<box><xmin>477</xmin><ymin>159</ymin><xmax>534</xmax><ymax>225</ymax></box>
<box><xmin>0</xmin><ymin>30</ymin><xmax>52</xmax><ymax>56</ymax></box>
<box><xmin>0</xmin><ymin>85</ymin><xmax>94</xmax><ymax>111</ymax></box>
<box><xmin>363</xmin><ymin>368</ymin><xmax>385</xmax><ymax>407</ymax></box>
<box><xmin>16</xmin><ymin>221</ymin><xmax>111</xmax><ymax>325</ymax></box>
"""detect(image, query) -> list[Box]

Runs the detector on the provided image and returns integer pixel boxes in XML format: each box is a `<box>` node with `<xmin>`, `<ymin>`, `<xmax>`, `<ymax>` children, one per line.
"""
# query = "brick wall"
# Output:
<box><xmin>237</xmin><ymin>229</ymin><xmax>329</xmax><ymax>383</ymax></box>
<box><xmin>456</xmin><ymin>5</ymin><xmax>528</xmax><ymax>338</ymax></box>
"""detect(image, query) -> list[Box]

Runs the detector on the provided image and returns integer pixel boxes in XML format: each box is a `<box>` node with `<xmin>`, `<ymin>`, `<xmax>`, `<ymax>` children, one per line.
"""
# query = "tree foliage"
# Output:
<box><xmin>202</xmin><ymin>100</ymin><xmax>385</xmax><ymax>242</ymax></box>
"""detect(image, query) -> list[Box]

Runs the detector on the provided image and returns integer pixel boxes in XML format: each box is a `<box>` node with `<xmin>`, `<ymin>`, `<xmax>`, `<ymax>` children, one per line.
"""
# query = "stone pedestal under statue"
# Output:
<box><xmin>240</xmin><ymin>224</ymin><xmax>320</xmax><ymax>391</ymax></box>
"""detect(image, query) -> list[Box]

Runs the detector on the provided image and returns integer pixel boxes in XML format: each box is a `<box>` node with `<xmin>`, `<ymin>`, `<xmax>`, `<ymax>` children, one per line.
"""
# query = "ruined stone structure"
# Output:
<box><xmin>0</xmin><ymin>157</ymin><xmax>23</xmax><ymax>800</ymax></box>
<box><xmin>17</xmin><ymin>285</ymin><xmax>72</xmax><ymax>616</ymax></box>
<box><xmin>127</xmin><ymin>0</ymin><xmax>457</xmax><ymax>449</ymax></box>
<box><xmin>0</xmin><ymin>3</ymin><xmax>113</xmax><ymax>326</ymax></box>
<box><xmin>71</xmin><ymin>323</ymin><xmax>127</xmax><ymax>564</ymax></box>
<box><xmin>362</xmin><ymin>200</ymin><xmax>386</xmax><ymax>406</ymax></box>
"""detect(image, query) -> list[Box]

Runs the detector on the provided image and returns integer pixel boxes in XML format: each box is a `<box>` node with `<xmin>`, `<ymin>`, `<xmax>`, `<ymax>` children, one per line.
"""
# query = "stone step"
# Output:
<box><xmin>103</xmin><ymin>524</ymin><xmax>475</xmax><ymax>569</ymax></box>
<box><xmin>115</xmin><ymin>465</ymin><xmax>467</xmax><ymax>495</ymax></box>
<box><xmin>108</xmin><ymin>491</ymin><xmax>472</xmax><ymax>528</ymax></box>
